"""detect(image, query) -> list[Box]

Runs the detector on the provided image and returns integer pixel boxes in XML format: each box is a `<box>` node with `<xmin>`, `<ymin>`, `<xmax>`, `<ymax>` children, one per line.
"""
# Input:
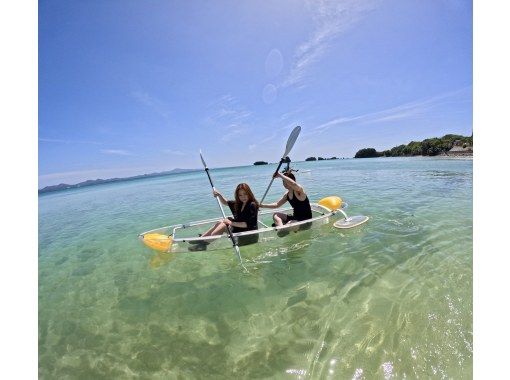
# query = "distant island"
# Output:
<box><xmin>305</xmin><ymin>156</ymin><xmax>339</xmax><ymax>161</ymax></box>
<box><xmin>354</xmin><ymin>134</ymin><xmax>473</xmax><ymax>158</ymax></box>
<box><xmin>38</xmin><ymin>168</ymin><xmax>201</xmax><ymax>194</ymax></box>
<box><xmin>254</xmin><ymin>156</ymin><xmax>290</xmax><ymax>165</ymax></box>
<box><xmin>253</xmin><ymin>156</ymin><xmax>341</xmax><ymax>164</ymax></box>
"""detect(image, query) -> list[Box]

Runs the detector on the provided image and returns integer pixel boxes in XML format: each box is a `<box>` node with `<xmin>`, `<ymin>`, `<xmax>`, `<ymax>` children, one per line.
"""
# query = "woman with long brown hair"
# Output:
<box><xmin>189</xmin><ymin>183</ymin><xmax>259</xmax><ymax>251</ymax></box>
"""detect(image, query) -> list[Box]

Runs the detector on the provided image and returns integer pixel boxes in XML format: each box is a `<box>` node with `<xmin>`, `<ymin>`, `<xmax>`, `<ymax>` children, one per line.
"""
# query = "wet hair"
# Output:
<box><xmin>233</xmin><ymin>183</ymin><xmax>259</xmax><ymax>212</ymax></box>
<box><xmin>283</xmin><ymin>171</ymin><xmax>296</xmax><ymax>181</ymax></box>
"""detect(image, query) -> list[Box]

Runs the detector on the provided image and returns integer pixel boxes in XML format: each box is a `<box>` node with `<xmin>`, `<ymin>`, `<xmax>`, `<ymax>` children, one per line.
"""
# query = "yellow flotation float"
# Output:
<box><xmin>141</xmin><ymin>233</ymin><xmax>173</xmax><ymax>252</ymax></box>
<box><xmin>318</xmin><ymin>196</ymin><xmax>343</xmax><ymax>211</ymax></box>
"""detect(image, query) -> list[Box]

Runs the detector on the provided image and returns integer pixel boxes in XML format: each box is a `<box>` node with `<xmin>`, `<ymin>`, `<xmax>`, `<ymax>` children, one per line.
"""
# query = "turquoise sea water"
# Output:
<box><xmin>39</xmin><ymin>158</ymin><xmax>472</xmax><ymax>379</ymax></box>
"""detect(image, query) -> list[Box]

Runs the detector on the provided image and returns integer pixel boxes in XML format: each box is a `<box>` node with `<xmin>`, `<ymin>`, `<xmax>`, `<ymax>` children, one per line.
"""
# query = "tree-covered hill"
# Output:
<box><xmin>354</xmin><ymin>134</ymin><xmax>473</xmax><ymax>158</ymax></box>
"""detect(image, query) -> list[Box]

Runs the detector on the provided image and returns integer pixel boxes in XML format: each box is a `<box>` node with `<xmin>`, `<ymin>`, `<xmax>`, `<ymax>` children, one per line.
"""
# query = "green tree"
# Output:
<box><xmin>355</xmin><ymin>148</ymin><xmax>379</xmax><ymax>158</ymax></box>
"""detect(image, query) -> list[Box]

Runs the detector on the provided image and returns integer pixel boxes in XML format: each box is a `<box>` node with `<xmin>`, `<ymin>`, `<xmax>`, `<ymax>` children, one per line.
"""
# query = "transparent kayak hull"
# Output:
<box><xmin>139</xmin><ymin>203</ymin><xmax>343</xmax><ymax>254</ymax></box>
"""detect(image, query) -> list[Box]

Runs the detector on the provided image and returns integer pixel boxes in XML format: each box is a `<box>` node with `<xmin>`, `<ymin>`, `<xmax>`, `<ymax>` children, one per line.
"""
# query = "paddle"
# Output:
<box><xmin>199</xmin><ymin>150</ymin><xmax>246</xmax><ymax>270</ymax></box>
<box><xmin>259</xmin><ymin>126</ymin><xmax>301</xmax><ymax>204</ymax></box>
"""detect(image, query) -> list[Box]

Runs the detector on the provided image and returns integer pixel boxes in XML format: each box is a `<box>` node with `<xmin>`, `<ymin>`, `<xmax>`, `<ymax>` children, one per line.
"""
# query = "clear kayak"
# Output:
<box><xmin>139</xmin><ymin>197</ymin><xmax>369</xmax><ymax>254</ymax></box>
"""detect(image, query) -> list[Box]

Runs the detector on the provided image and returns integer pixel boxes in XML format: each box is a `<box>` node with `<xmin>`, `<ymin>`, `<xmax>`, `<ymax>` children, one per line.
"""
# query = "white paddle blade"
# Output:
<box><xmin>234</xmin><ymin>245</ymin><xmax>241</xmax><ymax>259</ymax></box>
<box><xmin>234</xmin><ymin>245</ymin><xmax>248</xmax><ymax>272</ymax></box>
<box><xmin>333</xmin><ymin>215</ymin><xmax>369</xmax><ymax>229</ymax></box>
<box><xmin>283</xmin><ymin>126</ymin><xmax>301</xmax><ymax>158</ymax></box>
<box><xmin>199</xmin><ymin>150</ymin><xmax>207</xmax><ymax>168</ymax></box>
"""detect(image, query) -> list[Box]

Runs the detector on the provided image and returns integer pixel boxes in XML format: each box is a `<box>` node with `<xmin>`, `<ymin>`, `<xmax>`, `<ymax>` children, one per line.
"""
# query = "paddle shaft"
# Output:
<box><xmin>202</xmin><ymin>165</ymin><xmax>244</xmax><ymax>266</ymax></box>
<box><xmin>259</xmin><ymin>125</ymin><xmax>301</xmax><ymax>205</ymax></box>
<box><xmin>259</xmin><ymin>158</ymin><xmax>285</xmax><ymax>204</ymax></box>
<box><xmin>203</xmin><ymin>168</ymin><xmax>237</xmax><ymax>241</ymax></box>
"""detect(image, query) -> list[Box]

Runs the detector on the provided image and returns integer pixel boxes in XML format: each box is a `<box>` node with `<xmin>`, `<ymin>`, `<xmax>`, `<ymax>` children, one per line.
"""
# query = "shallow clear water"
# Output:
<box><xmin>39</xmin><ymin>157</ymin><xmax>472</xmax><ymax>379</ymax></box>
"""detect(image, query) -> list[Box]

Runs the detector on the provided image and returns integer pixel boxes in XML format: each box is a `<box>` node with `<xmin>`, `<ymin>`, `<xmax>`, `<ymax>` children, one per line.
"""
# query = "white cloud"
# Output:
<box><xmin>282</xmin><ymin>0</ymin><xmax>379</xmax><ymax>89</ymax></box>
<box><xmin>247</xmin><ymin>131</ymin><xmax>279</xmax><ymax>151</ymax></box>
<box><xmin>131</xmin><ymin>90</ymin><xmax>171</xmax><ymax>119</ymax></box>
<box><xmin>208</xmin><ymin>94</ymin><xmax>236</xmax><ymax>107</ymax></box>
<box><xmin>162</xmin><ymin>149</ymin><xmax>187</xmax><ymax>156</ymax></box>
<box><xmin>311</xmin><ymin>87</ymin><xmax>472</xmax><ymax>134</ymax></box>
<box><xmin>205</xmin><ymin>94</ymin><xmax>255</xmax><ymax>143</ymax></box>
<box><xmin>206</xmin><ymin>94</ymin><xmax>252</xmax><ymax>125</ymax></box>
<box><xmin>39</xmin><ymin>138</ymin><xmax>102</xmax><ymax>145</ymax></box>
<box><xmin>101</xmin><ymin>149</ymin><xmax>132</xmax><ymax>156</ymax></box>
<box><xmin>280</xmin><ymin>107</ymin><xmax>306</xmax><ymax>121</ymax></box>
<box><xmin>220</xmin><ymin>124</ymin><xmax>248</xmax><ymax>142</ymax></box>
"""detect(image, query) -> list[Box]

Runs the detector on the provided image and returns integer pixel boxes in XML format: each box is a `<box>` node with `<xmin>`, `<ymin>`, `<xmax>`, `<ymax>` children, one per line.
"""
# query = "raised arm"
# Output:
<box><xmin>277</xmin><ymin>172</ymin><xmax>304</xmax><ymax>193</ymax></box>
<box><xmin>213</xmin><ymin>189</ymin><xmax>229</xmax><ymax>205</ymax></box>
<box><xmin>259</xmin><ymin>193</ymin><xmax>288</xmax><ymax>209</ymax></box>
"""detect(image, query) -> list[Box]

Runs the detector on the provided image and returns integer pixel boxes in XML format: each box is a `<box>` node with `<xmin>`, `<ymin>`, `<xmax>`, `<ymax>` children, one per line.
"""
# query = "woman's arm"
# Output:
<box><xmin>225</xmin><ymin>220</ymin><xmax>247</xmax><ymax>228</ymax></box>
<box><xmin>259</xmin><ymin>193</ymin><xmax>288</xmax><ymax>209</ymax></box>
<box><xmin>277</xmin><ymin>172</ymin><xmax>304</xmax><ymax>193</ymax></box>
<box><xmin>213</xmin><ymin>189</ymin><xmax>228</xmax><ymax>205</ymax></box>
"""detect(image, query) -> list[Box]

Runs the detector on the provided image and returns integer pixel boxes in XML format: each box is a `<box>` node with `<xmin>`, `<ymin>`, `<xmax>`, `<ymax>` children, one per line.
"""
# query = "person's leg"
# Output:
<box><xmin>189</xmin><ymin>221</ymin><xmax>227</xmax><ymax>250</ymax></box>
<box><xmin>284</xmin><ymin>215</ymin><xmax>296</xmax><ymax>225</ymax></box>
<box><xmin>201</xmin><ymin>221</ymin><xmax>223</xmax><ymax>237</ymax></box>
<box><xmin>209</xmin><ymin>222</ymin><xmax>227</xmax><ymax>236</ymax></box>
<box><xmin>275</xmin><ymin>213</ymin><xmax>293</xmax><ymax>237</ymax></box>
<box><xmin>273</xmin><ymin>212</ymin><xmax>288</xmax><ymax>227</ymax></box>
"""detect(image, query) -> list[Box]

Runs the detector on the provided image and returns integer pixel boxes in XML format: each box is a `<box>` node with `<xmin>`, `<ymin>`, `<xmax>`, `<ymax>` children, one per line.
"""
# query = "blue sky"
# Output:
<box><xmin>39</xmin><ymin>0</ymin><xmax>472</xmax><ymax>187</ymax></box>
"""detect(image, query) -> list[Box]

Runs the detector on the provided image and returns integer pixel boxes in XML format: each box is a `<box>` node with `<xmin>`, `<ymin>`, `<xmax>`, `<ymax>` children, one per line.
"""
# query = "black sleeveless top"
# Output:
<box><xmin>227</xmin><ymin>201</ymin><xmax>258</xmax><ymax>231</ymax></box>
<box><xmin>287</xmin><ymin>191</ymin><xmax>312</xmax><ymax>221</ymax></box>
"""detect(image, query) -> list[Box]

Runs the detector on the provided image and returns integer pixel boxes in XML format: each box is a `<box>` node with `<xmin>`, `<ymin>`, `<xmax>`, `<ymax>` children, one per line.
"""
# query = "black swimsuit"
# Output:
<box><xmin>287</xmin><ymin>191</ymin><xmax>312</xmax><ymax>221</ymax></box>
<box><xmin>227</xmin><ymin>201</ymin><xmax>258</xmax><ymax>233</ymax></box>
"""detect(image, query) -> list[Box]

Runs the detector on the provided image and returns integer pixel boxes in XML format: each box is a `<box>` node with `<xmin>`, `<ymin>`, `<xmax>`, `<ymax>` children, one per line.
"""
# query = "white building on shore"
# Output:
<box><xmin>447</xmin><ymin>140</ymin><xmax>473</xmax><ymax>156</ymax></box>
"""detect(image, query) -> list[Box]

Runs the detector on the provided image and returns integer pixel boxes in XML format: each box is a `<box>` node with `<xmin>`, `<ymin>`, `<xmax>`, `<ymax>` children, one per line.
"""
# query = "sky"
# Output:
<box><xmin>39</xmin><ymin>0</ymin><xmax>473</xmax><ymax>187</ymax></box>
